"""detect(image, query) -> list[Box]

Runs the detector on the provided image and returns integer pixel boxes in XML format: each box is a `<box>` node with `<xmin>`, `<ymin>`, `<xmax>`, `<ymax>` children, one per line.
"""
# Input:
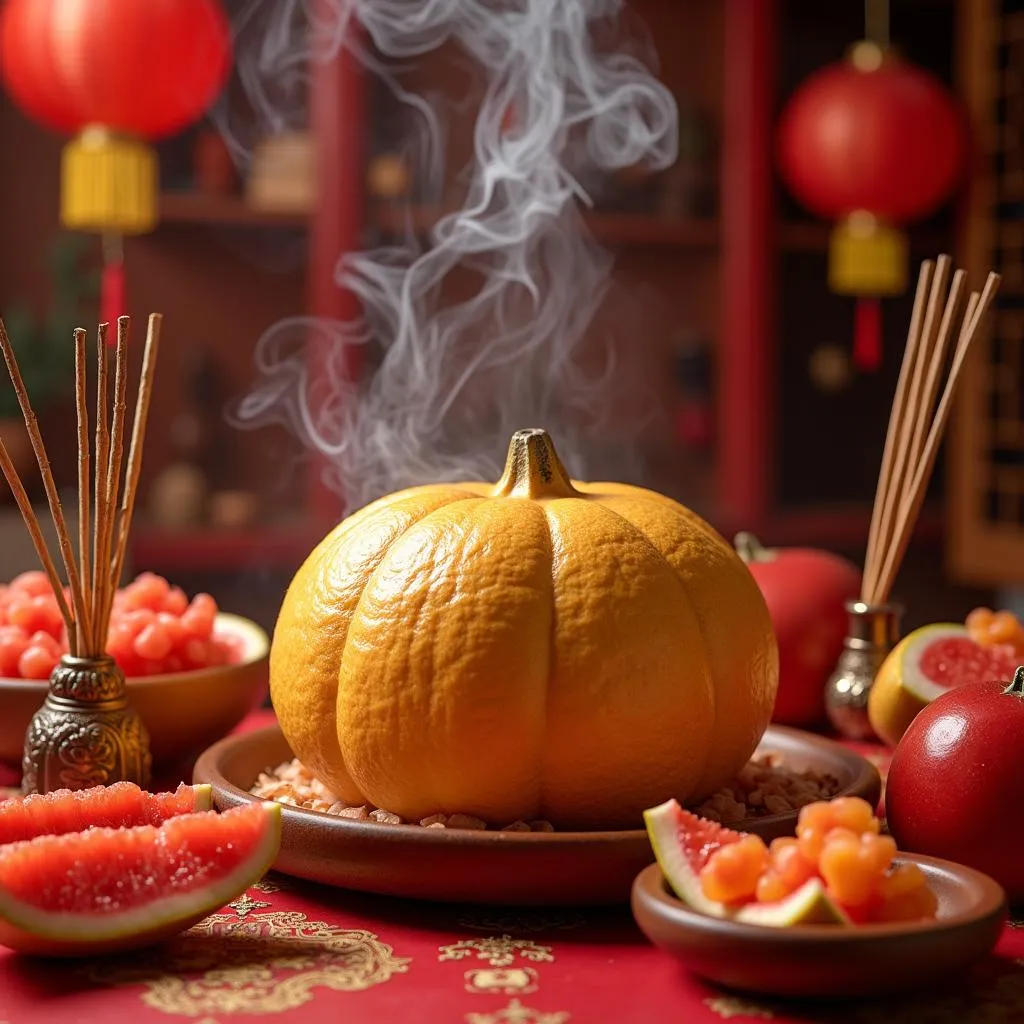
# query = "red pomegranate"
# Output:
<box><xmin>735</xmin><ymin>533</ymin><xmax>861</xmax><ymax>727</ymax></box>
<box><xmin>885</xmin><ymin>667</ymin><xmax>1024</xmax><ymax>902</ymax></box>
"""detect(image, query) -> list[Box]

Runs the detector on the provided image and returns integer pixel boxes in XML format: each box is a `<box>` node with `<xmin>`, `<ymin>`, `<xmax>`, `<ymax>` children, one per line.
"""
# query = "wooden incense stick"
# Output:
<box><xmin>91</xmin><ymin>324</ymin><xmax>111</xmax><ymax>652</ymax></box>
<box><xmin>0</xmin><ymin>440</ymin><xmax>75</xmax><ymax>646</ymax></box>
<box><xmin>0</xmin><ymin>313</ymin><xmax>161</xmax><ymax>661</ymax></box>
<box><xmin>901</xmin><ymin>268</ymin><xmax>966</xmax><ymax>502</ymax></box>
<box><xmin>109</xmin><ymin>313</ymin><xmax>162</xmax><ymax>597</ymax></box>
<box><xmin>74</xmin><ymin>328</ymin><xmax>92</xmax><ymax>653</ymax></box>
<box><xmin>0</xmin><ymin>320</ymin><xmax>89</xmax><ymax>650</ymax></box>
<box><xmin>863</xmin><ymin>260</ymin><xmax>934</xmax><ymax>596</ymax></box>
<box><xmin>861</xmin><ymin>257</ymin><xmax>949</xmax><ymax>602</ymax></box>
<box><xmin>96</xmin><ymin>318</ymin><xmax>129</xmax><ymax>648</ymax></box>
<box><xmin>862</xmin><ymin>262</ymin><xmax>1001</xmax><ymax>607</ymax></box>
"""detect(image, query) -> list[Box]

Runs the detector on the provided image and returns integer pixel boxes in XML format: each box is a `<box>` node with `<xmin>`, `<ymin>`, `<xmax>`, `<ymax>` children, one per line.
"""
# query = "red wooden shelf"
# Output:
<box><xmin>159</xmin><ymin>192</ymin><xmax>310</xmax><ymax>229</ymax></box>
<box><xmin>129</xmin><ymin>523</ymin><xmax>323</xmax><ymax>573</ymax></box>
<box><xmin>373</xmin><ymin>204</ymin><xmax>718</xmax><ymax>249</ymax></box>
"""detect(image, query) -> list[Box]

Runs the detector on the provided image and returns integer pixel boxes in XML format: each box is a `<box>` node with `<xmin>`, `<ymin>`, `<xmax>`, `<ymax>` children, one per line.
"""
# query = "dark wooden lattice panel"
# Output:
<box><xmin>949</xmin><ymin>0</ymin><xmax>1024</xmax><ymax>583</ymax></box>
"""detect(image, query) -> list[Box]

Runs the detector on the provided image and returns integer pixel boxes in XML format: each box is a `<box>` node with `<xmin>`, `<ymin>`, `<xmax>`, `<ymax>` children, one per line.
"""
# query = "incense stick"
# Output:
<box><xmin>862</xmin><ymin>261</ymin><xmax>1001</xmax><ymax>607</ymax></box>
<box><xmin>74</xmin><ymin>329</ymin><xmax>91</xmax><ymax>652</ymax></box>
<box><xmin>0</xmin><ymin>320</ymin><xmax>89</xmax><ymax>651</ymax></box>
<box><xmin>0</xmin><ymin>313</ymin><xmax>161</xmax><ymax>661</ymax></box>
<box><xmin>109</xmin><ymin>313</ymin><xmax>162</xmax><ymax>596</ymax></box>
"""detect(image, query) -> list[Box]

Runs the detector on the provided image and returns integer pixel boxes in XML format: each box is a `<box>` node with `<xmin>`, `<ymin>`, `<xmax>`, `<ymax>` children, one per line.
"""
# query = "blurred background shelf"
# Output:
<box><xmin>159</xmin><ymin>192</ymin><xmax>310</xmax><ymax>229</ymax></box>
<box><xmin>2</xmin><ymin>0</ymin><xmax>1004</xmax><ymax>636</ymax></box>
<box><xmin>129</xmin><ymin>523</ymin><xmax>323</xmax><ymax>573</ymax></box>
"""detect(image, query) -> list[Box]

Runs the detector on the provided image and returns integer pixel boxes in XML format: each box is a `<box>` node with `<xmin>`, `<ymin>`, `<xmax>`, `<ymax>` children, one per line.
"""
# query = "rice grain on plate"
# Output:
<box><xmin>250</xmin><ymin>752</ymin><xmax>840</xmax><ymax>831</ymax></box>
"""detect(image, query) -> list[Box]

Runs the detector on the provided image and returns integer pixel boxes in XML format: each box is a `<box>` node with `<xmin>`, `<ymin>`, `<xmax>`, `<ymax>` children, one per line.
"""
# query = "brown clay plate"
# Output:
<box><xmin>631</xmin><ymin>859</ymin><xmax>1007</xmax><ymax>999</ymax></box>
<box><xmin>193</xmin><ymin>722</ymin><xmax>881</xmax><ymax>906</ymax></box>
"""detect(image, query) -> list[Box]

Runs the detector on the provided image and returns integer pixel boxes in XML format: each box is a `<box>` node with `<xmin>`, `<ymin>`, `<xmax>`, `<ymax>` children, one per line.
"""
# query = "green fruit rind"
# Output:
<box><xmin>192</xmin><ymin>783</ymin><xmax>214</xmax><ymax>812</ymax></box>
<box><xmin>0</xmin><ymin>802</ymin><xmax>282</xmax><ymax>957</ymax></box>
<box><xmin>643</xmin><ymin>798</ymin><xmax>850</xmax><ymax>927</ymax></box>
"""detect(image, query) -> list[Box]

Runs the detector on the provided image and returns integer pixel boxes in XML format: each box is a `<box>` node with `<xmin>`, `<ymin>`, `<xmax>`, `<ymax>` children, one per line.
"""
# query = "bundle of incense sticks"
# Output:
<box><xmin>0</xmin><ymin>314</ymin><xmax>162</xmax><ymax>658</ymax></box>
<box><xmin>862</xmin><ymin>256</ymin><xmax>1000</xmax><ymax>606</ymax></box>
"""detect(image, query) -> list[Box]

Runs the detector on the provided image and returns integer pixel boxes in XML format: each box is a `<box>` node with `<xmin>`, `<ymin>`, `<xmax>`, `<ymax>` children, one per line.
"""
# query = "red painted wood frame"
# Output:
<box><xmin>719</xmin><ymin>0</ymin><xmax>776</xmax><ymax>531</ymax></box>
<box><xmin>307</xmin><ymin>3</ymin><xmax>365</xmax><ymax>530</ymax></box>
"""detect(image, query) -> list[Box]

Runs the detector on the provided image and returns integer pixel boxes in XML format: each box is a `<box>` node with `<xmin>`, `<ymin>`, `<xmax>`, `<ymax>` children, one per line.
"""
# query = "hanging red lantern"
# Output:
<box><xmin>776</xmin><ymin>42</ymin><xmax>967</xmax><ymax>371</ymax></box>
<box><xmin>0</xmin><ymin>0</ymin><xmax>232</xmax><ymax>326</ymax></box>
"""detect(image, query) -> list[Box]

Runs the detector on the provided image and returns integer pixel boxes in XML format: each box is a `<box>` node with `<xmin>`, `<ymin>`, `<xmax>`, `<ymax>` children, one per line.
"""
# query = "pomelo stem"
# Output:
<box><xmin>1003</xmin><ymin>666</ymin><xmax>1024</xmax><ymax>697</ymax></box>
<box><xmin>492</xmin><ymin>429</ymin><xmax>579</xmax><ymax>500</ymax></box>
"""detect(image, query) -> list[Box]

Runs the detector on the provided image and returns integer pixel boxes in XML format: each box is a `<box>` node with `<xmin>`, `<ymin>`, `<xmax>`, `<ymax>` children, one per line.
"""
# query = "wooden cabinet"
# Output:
<box><xmin>949</xmin><ymin>0</ymin><xmax>1024</xmax><ymax>586</ymax></box>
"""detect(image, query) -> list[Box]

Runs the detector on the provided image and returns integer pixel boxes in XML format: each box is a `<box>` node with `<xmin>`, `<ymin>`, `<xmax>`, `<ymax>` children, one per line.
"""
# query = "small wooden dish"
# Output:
<box><xmin>193</xmin><ymin>722</ymin><xmax>881</xmax><ymax>906</ymax></box>
<box><xmin>0</xmin><ymin>613</ymin><xmax>268</xmax><ymax>769</ymax></box>
<box><xmin>631</xmin><ymin>859</ymin><xmax>1007</xmax><ymax>999</ymax></box>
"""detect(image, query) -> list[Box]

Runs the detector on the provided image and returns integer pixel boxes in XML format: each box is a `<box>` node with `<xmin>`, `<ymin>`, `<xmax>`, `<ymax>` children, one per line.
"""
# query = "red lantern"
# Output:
<box><xmin>0</xmin><ymin>0</ymin><xmax>232</xmax><ymax>325</ymax></box>
<box><xmin>777</xmin><ymin>43</ymin><xmax>967</xmax><ymax>371</ymax></box>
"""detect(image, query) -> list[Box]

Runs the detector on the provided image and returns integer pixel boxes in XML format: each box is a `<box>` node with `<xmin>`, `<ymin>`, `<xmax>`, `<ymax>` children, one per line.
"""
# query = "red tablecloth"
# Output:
<box><xmin>1</xmin><ymin>713</ymin><xmax>1022</xmax><ymax>1024</ymax></box>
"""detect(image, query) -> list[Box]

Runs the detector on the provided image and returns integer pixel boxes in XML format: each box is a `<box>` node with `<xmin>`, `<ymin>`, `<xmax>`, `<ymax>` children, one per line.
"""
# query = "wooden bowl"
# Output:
<box><xmin>0</xmin><ymin>613</ymin><xmax>268</xmax><ymax>769</ymax></box>
<box><xmin>631</xmin><ymin>859</ymin><xmax>1007</xmax><ymax>999</ymax></box>
<box><xmin>193</xmin><ymin>722</ymin><xmax>881</xmax><ymax>906</ymax></box>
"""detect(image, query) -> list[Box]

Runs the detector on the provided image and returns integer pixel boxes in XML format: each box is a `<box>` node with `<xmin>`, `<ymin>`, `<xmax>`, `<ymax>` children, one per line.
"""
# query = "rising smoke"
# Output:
<box><xmin>218</xmin><ymin>0</ymin><xmax>679</xmax><ymax>512</ymax></box>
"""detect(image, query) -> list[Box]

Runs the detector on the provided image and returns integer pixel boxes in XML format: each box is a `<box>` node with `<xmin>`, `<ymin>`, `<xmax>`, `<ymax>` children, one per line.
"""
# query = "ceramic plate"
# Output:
<box><xmin>193</xmin><ymin>723</ymin><xmax>881</xmax><ymax>906</ymax></box>
<box><xmin>631</xmin><ymin>859</ymin><xmax>1007</xmax><ymax>998</ymax></box>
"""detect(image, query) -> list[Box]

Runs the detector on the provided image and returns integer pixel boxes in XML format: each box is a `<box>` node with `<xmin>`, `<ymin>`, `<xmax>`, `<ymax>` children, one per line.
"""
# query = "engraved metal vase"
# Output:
<box><xmin>22</xmin><ymin>655</ymin><xmax>151</xmax><ymax>795</ymax></box>
<box><xmin>824</xmin><ymin>601</ymin><xmax>903</xmax><ymax>741</ymax></box>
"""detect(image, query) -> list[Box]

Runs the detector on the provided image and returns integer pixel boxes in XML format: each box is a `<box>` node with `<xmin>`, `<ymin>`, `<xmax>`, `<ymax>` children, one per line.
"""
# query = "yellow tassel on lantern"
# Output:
<box><xmin>828</xmin><ymin>210</ymin><xmax>907</xmax><ymax>296</ymax></box>
<box><xmin>60</xmin><ymin>126</ymin><xmax>158</xmax><ymax>235</ymax></box>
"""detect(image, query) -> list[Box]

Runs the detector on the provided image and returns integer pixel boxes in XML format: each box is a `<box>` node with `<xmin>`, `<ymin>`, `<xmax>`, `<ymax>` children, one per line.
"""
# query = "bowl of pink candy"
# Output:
<box><xmin>0</xmin><ymin>571</ymin><xmax>269</xmax><ymax>769</ymax></box>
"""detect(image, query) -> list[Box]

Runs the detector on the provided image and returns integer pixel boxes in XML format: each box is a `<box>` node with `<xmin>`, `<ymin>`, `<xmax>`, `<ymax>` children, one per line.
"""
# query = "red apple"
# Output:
<box><xmin>734</xmin><ymin>532</ymin><xmax>861</xmax><ymax>727</ymax></box>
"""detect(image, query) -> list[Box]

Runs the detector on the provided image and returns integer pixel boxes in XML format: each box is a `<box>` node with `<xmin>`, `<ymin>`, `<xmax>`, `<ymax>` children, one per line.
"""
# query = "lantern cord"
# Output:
<box><xmin>852</xmin><ymin>297</ymin><xmax>883</xmax><ymax>373</ymax></box>
<box><xmin>865</xmin><ymin>0</ymin><xmax>890</xmax><ymax>50</ymax></box>
<box><xmin>100</xmin><ymin>233</ymin><xmax>126</xmax><ymax>341</ymax></box>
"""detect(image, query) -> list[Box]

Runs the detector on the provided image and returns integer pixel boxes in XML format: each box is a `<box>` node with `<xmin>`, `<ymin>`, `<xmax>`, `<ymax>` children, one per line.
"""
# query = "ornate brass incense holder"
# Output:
<box><xmin>0</xmin><ymin>314</ymin><xmax>162</xmax><ymax>794</ymax></box>
<box><xmin>22</xmin><ymin>656</ymin><xmax>150</xmax><ymax>794</ymax></box>
<box><xmin>824</xmin><ymin>601</ymin><xmax>902</xmax><ymax>741</ymax></box>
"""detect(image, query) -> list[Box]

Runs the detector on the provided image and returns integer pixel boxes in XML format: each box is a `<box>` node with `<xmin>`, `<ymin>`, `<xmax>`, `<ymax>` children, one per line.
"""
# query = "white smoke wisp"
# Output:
<box><xmin>220</xmin><ymin>0</ymin><xmax>679</xmax><ymax>512</ymax></box>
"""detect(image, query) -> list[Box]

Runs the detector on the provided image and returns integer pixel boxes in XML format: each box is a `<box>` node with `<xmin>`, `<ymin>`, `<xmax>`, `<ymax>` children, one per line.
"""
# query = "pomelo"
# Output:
<box><xmin>867</xmin><ymin>624</ymin><xmax>1020</xmax><ymax>748</ymax></box>
<box><xmin>0</xmin><ymin>801</ymin><xmax>282</xmax><ymax>956</ymax></box>
<box><xmin>0</xmin><ymin>781</ymin><xmax>211</xmax><ymax>844</ymax></box>
<box><xmin>643</xmin><ymin>798</ymin><xmax>849</xmax><ymax>926</ymax></box>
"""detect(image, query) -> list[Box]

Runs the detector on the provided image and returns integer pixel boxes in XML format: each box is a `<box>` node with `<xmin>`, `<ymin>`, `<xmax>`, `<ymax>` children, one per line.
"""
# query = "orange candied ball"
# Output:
<box><xmin>987</xmin><ymin>610</ymin><xmax>1023</xmax><ymax>646</ymax></box>
<box><xmin>818</xmin><ymin>829</ymin><xmax>896</xmax><ymax>908</ymax></box>
<box><xmin>965</xmin><ymin>606</ymin><xmax>995</xmax><ymax>635</ymax></box>
<box><xmin>756</xmin><ymin>837</ymin><xmax>818</xmax><ymax>903</ymax></box>
<box><xmin>795</xmin><ymin>796</ymin><xmax>879</xmax><ymax>862</ymax></box>
<box><xmin>700</xmin><ymin>834</ymin><xmax>769</xmax><ymax>904</ymax></box>
<box><xmin>871</xmin><ymin>862</ymin><xmax>939</xmax><ymax>922</ymax></box>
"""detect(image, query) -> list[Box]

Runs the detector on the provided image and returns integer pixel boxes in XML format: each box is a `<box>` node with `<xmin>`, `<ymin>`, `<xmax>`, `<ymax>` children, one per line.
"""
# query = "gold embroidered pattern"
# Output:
<box><xmin>458</xmin><ymin>913</ymin><xmax>585</xmax><ymax>933</ymax></box>
<box><xmin>465</xmin><ymin>999</ymin><xmax>570</xmax><ymax>1024</ymax></box>
<box><xmin>465</xmin><ymin>967</ymin><xmax>539</xmax><ymax>995</ymax></box>
<box><xmin>251</xmin><ymin>877</ymin><xmax>284</xmax><ymax>894</ymax></box>
<box><xmin>705</xmin><ymin>995</ymin><xmax>775</xmax><ymax>1019</ymax></box>
<box><xmin>439</xmin><ymin>935</ymin><xmax>555</xmax><ymax>968</ymax></box>
<box><xmin>83</xmin><ymin>910</ymin><xmax>410</xmax><ymax>1015</ymax></box>
<box><xmin>227</xmin><ymin>892</ymin><xmax>272</xmax><ymax>919</ymax></box>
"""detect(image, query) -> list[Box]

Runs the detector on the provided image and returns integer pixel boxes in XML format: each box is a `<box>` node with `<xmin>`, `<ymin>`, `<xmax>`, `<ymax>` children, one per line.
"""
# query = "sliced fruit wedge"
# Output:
<box><xmin>643</xmin><ymin>798</ymin><xmax>849</xmax><ymax>926</ymax></box>
<box><xmin>867</xmin><ymin>624</ymin><xmax>1020</xmax><ymax>748</ymax></box>
<box><xmin>0</xmin><ymin>782</ymin><xmax>212</xmax><ymax>845</ymax></box>
<box><xmin>0</xmin><ymin>801</ymin><xmax>281</xmax><ymax>956</ymax></box>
